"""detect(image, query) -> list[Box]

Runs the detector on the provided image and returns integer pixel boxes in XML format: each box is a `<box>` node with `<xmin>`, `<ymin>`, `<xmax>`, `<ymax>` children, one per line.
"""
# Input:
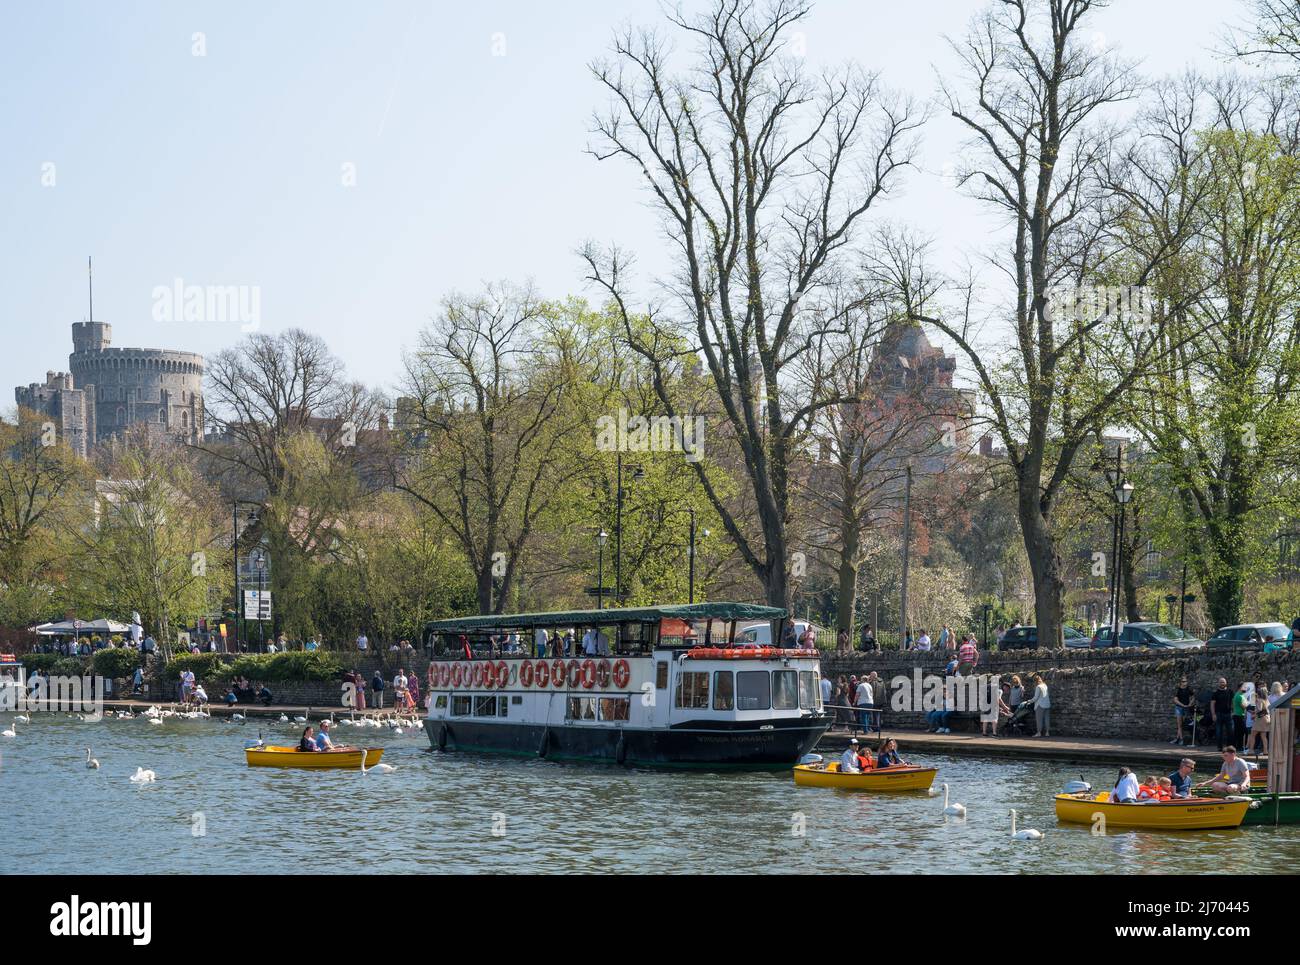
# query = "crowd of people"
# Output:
<box><xmin>1183</xmin><ymin>676</ymin><xmax>1287</xmax><ymax>754</ymax></box>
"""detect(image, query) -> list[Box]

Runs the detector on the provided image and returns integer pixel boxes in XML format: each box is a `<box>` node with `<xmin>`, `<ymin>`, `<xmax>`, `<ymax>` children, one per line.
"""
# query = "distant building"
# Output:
<box><xmin>15</xmin><ymin>322</ymin><xmax>204</xmax><ymax>457</ymax></box>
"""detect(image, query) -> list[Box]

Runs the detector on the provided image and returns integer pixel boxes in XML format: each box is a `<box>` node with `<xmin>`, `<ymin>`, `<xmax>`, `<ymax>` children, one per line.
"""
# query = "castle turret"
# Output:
<box><xmin>71</xmin><ymin>321</ymin><xmax>111</xmax><ymax>355</ymax></box>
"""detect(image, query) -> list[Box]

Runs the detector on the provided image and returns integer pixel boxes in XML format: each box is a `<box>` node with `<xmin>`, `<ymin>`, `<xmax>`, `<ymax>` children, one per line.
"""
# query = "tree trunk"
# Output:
<box><xmin>1020</xmin><ymin>489</ymin><xmax>1065</xmax><ymax>648</ymax></box>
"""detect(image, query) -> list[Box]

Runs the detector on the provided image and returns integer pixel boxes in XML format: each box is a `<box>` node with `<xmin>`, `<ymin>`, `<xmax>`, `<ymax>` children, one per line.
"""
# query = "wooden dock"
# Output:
<box><xmin>816</xmin><ymin>726</ymin><xmax>1243</xmax><ymax>770</ymax></box>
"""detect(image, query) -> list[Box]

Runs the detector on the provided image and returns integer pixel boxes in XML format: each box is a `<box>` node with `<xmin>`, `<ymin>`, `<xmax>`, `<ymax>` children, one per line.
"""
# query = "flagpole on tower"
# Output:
<box><xmin>88</xmin><ymin>256</ymin><xmax>93</xmax><ymax>322</ymax></box>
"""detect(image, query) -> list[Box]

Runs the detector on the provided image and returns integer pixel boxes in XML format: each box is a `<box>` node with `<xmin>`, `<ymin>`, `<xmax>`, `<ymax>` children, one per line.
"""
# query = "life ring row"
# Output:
<box><xmin>431</xmin><ymin>659</ymin><xmax>632</xmax><ymax>691</ymax></box>
<box><xmin>684</xmin><ymin>647</ymin><xmax>819</xmax><ymax>659</ymax></box>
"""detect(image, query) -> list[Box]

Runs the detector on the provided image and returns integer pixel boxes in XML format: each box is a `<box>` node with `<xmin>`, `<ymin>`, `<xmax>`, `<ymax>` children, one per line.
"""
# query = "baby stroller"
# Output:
<box><xmin>1002</xmin><ymin>700</ymin><xmax>1036</xmax><ymax>736</ymax></box>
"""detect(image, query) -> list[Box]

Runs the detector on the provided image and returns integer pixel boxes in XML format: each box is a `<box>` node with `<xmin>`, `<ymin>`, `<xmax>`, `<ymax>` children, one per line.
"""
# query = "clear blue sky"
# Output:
<box><xmin>1</xmin><ymin>0</ymin><xmax>1244</xmax><ymax>405</ymax></box>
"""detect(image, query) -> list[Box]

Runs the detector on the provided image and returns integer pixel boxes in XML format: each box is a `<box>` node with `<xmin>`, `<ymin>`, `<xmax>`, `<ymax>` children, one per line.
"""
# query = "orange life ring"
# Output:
<box><xmin>570</xmin><ymin>660</ymin><xmax>585</xmax><ymax>689</ymax></box>
<box><xmin>612</xmin><ymin>659</ymin><xmax>630</xmax><ymax>689</ymax></box>
<box><xmin>472</xmin><ymin>663</ymin><xmax>485</xmax><ymax>688</ymax></box>
<box><xmin>452</xmin><ymin>664</ymin><xmax>464</xmax><ymax>688</ymax></box>
<box><xmin>595</xmin><ymin>659</ymin><xmax>612</xmax><ymax>689</ymax></box>
<box><xmin>495</xmin><ymin>660</ymin><xmax>509</xmax><ymax>689</ymax></box>
<box><xmin>580</xmin><ymin>659</ymin><xmax>597</xmax><ymax>690</ymax></box>
<box><xmin>436</xmin><ymin>664</ymin><xmax>447</xmax><ymax>688</ymax></box>
<box><xmin>551</xmin><ymin>659</ymin><xmax>567</xmax><ymax>688</ymax></box>
<box><xmin>534</xmin><ymin>659</ymin><xmax>550</xmax><ymax>688</ymax></box>
<box><xmin>520</xmin><ymin>660</ymin><xmax>535</xmax><ymax>687</ymax></box>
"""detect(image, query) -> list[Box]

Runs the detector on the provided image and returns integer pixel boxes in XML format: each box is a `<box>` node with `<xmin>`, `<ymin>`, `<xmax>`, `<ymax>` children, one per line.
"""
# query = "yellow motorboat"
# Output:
<box><xmin>793</xmin><ymin>762</ymin><xmax>938</xmax><ymax>792</ymax></box>
<box><xmin>1054</xmin><ymin>793</ymin><xmax>1250</xmax><ymax>831</ymax></box>
<box><xmin>245</xmin><ymin>745</ymin><xmax>384</xmax><ymax>770</ymax></box>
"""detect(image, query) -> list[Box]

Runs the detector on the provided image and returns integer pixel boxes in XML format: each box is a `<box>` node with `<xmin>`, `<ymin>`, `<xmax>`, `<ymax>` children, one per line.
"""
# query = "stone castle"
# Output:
<box><xmin>15</xmin><ymin>322</ymin><xmax>204</xmax><ymax>457</ymax></box>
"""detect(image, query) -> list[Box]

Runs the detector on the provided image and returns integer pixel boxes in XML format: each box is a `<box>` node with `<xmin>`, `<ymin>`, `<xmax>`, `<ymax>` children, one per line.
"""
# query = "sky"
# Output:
<box><xmin>0</xmin><ymin>0</ymin><xmax>1251</xmax><ymax>406</ymax></box>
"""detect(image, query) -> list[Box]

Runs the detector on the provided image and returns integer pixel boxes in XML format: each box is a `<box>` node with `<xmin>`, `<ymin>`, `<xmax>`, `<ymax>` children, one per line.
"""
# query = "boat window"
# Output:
<box><xmin>474</xmin><ymin>696</ymin><xmax>496</xmax><ymax>716</ymax></box>
<box><xmin>567</xmin><ymin>696</ymin><xmax>598</xmax><ymax>721</ymax></box>
<box><xmin>451</xmin><ymin>695</ymin><xmax>471</xmax><ymax>716</ymax></box>
<box><xmin>773</xmin><ymin>670</ymin><xmax>798</xmax><ymax>710</ymax></box>
<box><xmin>798</xmin><ymin>671</ymin><xmax>818</xmax><ymax>710</ymax></box>
<box><xmin>736</xmin><ymin>671</ymin><xmax>771</xmax><ymax>711</ymax></box>
<box><xmin>713</xmin><ymin>670</ymin><xmax>734</xmax><ymax>710</ymax></box>
<box><xmin>599</xmin><ymin>697</ymin><xmax>630</xmax><ymax>721</ymax></box>
<box><xmin>674</xmin><ymin>671</ymin><xmax>710</xmax><ymax>709</ymax></box>
<box><xmin>655</xmin><ymin>661</ymin><xmax>669</xmax><ymax>690</ymax></box>
<box><xmin>497</xmin><ymin>698</ymin><xmax>509</xmax><ymax>718</ymax></box>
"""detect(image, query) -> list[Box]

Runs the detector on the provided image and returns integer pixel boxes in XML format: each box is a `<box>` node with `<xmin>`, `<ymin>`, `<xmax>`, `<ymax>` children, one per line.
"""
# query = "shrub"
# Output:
<box><xmin>163</xmin><ymin>652</ymin><xmax>227</xmax><ymax>682</ymax></box>
<box><xmin>91</xmin><ymin>648</ymin><xmax>142</xmax><ymax>679</ymax></box>
<box><xmin>22</xmin><ymin>653</ymin><xmax>62</xmax><ymax>673</ymax></box>
<box><xmin>232</xmin><ymin>651</ymin><xmax>342</xmax><ymax>682</ymax></box>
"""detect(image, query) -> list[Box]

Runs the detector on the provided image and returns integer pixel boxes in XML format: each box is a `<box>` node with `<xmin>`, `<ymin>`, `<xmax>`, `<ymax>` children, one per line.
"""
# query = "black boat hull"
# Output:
<box><xmin>423</xmin><ymin>716</ymin><xmax>830</xmax><ymax>769</ymax></box>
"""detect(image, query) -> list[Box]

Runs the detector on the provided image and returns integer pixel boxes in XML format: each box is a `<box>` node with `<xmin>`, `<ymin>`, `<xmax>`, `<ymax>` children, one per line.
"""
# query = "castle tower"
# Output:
<box><xmin>71</xmin><ymin>321</ymin><xmax>112</xmax><ymax>355</ymax></box>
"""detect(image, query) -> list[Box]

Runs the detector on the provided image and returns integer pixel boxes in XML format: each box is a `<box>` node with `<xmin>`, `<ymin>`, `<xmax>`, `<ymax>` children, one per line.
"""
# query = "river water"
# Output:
<box><xmin>2</xmin><ymin>713</ymin><xmax>1295</xmax><ymax>874</ymax></box>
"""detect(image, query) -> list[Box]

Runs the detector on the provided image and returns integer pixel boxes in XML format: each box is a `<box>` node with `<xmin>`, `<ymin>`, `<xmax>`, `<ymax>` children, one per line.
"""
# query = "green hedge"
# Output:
<box><xmin>91</xmin><ymin>648</ymin><xmax>142</xmax><ymax>679</ymax></box>
<box><xmin>162</xmin><ymin>653</ymin><xmax>227</xmax><ymax>681</ymax></box>
<box><xmin>22</xmin><ymin>653</ymin><xmax>63</xmax><ymax>673</ymax></box>
<box><xmin>162</xmin><ymin>650</ymin><xmax>341</xmax><ymax>684</ymax></box>
<box><xmin>230</xmin><ymin>651</ymin><xmax>342</xmax><ymax>681</ymax></box>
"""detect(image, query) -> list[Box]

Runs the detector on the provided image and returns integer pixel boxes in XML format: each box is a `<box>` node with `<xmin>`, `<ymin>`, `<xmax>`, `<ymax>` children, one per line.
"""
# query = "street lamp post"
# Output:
<box><xmin>231</xmin><ymin>500</ymin><xmax>260</xmax><ymax>654</ymax></box>
<box><xmin>614</xmin><ymin>454</ymin><xmax>644</xmax><ymax>605</ymax></box>
<box><xmin>253</xmin><ymin>550</ymin><xmax>267</xmax><ymax>651</ymax></box>
<box><xmin>1111</xmin><ymin>477</ymin><xmax>1135</xmax><ymax>644</ymax></box>
<box><xmin>596</xmin><ymin>530</ymin><xmax>609</xmax><ymax>610</ymax></box>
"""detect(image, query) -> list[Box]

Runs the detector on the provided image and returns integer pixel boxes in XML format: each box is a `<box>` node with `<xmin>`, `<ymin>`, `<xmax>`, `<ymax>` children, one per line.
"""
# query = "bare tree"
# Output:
<box><xmin>197</xmin><ymin>329</ymin><xmax>385</xmax><ymax>636</ymax></box>
<box><xmin>396</xmin><ymin>283</ymin><xmax>585</xmax><ymax>614</ymax></box>
<box><xmin>1229</xmin><ymin>0</ymin><xmax>1300</xmax><ymax>66</ymax></box>
<box><xmin>584</xmin><ymin>0</ymin><xmax>922</xmax><ymax>608</ymax></box>
<box><xmin>893</xmin><ymin>1</ymin><xmax>1201</xmax><ymax>647</ymax></box>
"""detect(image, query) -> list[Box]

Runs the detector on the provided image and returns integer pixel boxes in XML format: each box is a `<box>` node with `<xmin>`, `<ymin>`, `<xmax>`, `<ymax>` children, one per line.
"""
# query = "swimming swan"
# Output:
<box><xmin>941</xmin><ymin>783</ymin><xmax>966</xmax><ymax>817</ymax></box>
<box><xmin>1010</xmin><ymin>808</ymin><xmax>1042</xmax><ymax>839</ymax></box>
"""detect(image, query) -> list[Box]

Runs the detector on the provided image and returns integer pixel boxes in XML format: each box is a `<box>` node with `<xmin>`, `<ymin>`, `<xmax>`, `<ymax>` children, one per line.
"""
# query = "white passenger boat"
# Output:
<box><xmin>422</xmin><ymin>604</ymin><xmax>831</xmax><ymax>768</ymax></box>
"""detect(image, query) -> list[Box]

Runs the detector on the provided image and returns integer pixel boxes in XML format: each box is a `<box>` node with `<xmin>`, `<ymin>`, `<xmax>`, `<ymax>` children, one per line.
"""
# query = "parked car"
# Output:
<box><xmin>1114</xmin><ymin>622</ymin><xmax>1204</xmax><ymax>651</ymax></box>
<box><xmin>998</xmin><ymin>625</ymin><xmax>1088</xmax><ymax>650</ymax></box>
<box><xmin>1205</xmin><ymin>623</ymin><xmax>1293</xmax><ymax>652</ymax></box>
<box><xmin>1091</xmin><ymin>626</ymin><xmax>1116</xmax><ymax>648</ymax></box>
<box><xmin>736</xmin><ymin>620</ymin><xmax>816</xmax><ymax>647</ymax></box>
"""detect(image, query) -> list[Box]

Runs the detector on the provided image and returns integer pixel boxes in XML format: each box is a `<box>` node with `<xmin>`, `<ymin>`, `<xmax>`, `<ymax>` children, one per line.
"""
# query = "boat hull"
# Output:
<box><xmin>1196</xmin><ymin>790</ymin><xmax>1300</xmax><ymax>826</ymax></box>
<box><xmin>245</xmin><ymin>746</ymin><xmax>384</xmax><ymax>770</ymax></box>
<box><xmin>423</xmin><ymin>716</ymin><xmax>830</xmax><ymax>769</ymax></box>
<box><xmin>792</xmin><ymin>763</ymin><xmax>937</xmax><ymax>791</ymax></box>
<box><xmin>1054</xmin><ymin>793</ymin><xmax>1249</xmax><ymax>830</ymax></box>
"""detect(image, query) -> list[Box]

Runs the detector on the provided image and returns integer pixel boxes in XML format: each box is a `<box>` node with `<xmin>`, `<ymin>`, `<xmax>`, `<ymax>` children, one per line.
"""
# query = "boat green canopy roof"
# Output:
<box><xmin>426</xmin><ymin>602</ymin><xmax>786</xmax><ymax>634</ymax></box>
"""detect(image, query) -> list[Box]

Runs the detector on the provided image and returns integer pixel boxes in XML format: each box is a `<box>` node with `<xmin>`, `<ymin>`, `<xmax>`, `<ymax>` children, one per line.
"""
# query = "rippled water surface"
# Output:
<box><xmin>2</xmin><ymin>713</ymin><xmax>1296</xmax><ymax>874</ymax></box>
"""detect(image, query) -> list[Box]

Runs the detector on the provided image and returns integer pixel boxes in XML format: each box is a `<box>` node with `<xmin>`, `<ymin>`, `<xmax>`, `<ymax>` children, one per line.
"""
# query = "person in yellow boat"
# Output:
<box><xmin>315</xmin><ymin>720</ymin><xmax>335</xmax><ymax>750</ymax></box>
<box><xmin>1110</xmin><ymin>767</ymin><xmax>1140</xmax><ymax>803</ymax></box>
<box><xmin>298</xmin><ymin>726</ymin><xmax>320</xmax><ymax>752</ymax></box>
<box><xmin>876</xmin><ymin>738</ymin><xmax>911</xmax><ymax>768</ymax></box>
<box><xmin>839</xmin><ymin>738</ymin><xmax>862</xmax><ymax>773</ymax></box>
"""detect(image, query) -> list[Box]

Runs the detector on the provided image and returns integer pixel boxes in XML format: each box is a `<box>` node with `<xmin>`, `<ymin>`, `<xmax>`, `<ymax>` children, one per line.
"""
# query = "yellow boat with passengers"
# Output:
<box><xmin>793</xmin><ymin>762</ymin><xmax>938</xmax><ymax>792</ymax></box>
<box><xmin>245</xmin><ymin>745</ymin><xmax>385</xmax><ymax>770</ymax></box>
<box><xmin>1054</xmin><ymin>792</ymin><xmax>1250</xmax><ymax>830</ymax></box>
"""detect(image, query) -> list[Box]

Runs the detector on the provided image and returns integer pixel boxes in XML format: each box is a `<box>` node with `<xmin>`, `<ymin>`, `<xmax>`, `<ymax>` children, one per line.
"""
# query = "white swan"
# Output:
<box><xmin>2</xmin><ymin>722</ymin><xmax>16</xmax><ymax>738</ymax></box>
<box><xmin>85</xmin><ymin>748</ymin><xmax>99</xmax><ymax>769</ymax></box>
<box><xmin>941</xmin><ymin>783</ymin><xmax>966</xmax><ymax>817</ymax></box>
<box><xmin>14</xmin><ymin>714</ymin><xmax>30</xmax><ymax>723</ymax></box>
<box><xmin>292</xmin><ymin>714</ymin><xmax>307</xmax><ymax>723</ymax></box>
<box><xmin>1010</xmin><ymin>809</ymin><xmax>1042</xmax><ymax>840</ymax></box>
<box><xmin>359</xmin><ymin>750</ymin><xmax>396</xmax><ymax>774</ymax></box>
<box><xmin>129</xmin><ymin>767</ymin><xmax>156</xmax><ymax>783</ymax></box>
<box><xmin>148</xmin><ymin>717</ymin><xmax>163</xmax><ymax>726</ymax></box>
<box><xmin>278</xmin><ymin>714</ymin><xmax>289</xmax><ymax>722</ymax></box>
